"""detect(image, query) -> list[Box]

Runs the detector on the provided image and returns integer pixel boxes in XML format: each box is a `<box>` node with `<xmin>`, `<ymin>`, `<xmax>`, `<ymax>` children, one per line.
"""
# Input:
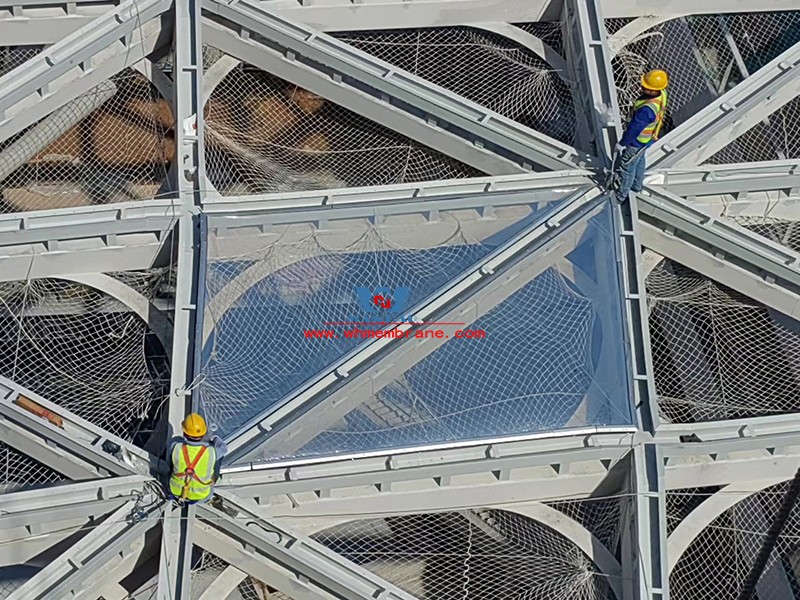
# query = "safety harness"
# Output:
<box><xmin>173</xmin><ymin>445</ymin><xmax>214</xmax><ymax>500</ymax></box>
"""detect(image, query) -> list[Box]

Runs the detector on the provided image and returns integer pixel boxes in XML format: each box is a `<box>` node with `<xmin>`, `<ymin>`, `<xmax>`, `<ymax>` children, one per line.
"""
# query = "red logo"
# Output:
<box><xmin>373</xmin><ymin>294</ymin><xmax>393</xmax><ymax>309</ymax></box>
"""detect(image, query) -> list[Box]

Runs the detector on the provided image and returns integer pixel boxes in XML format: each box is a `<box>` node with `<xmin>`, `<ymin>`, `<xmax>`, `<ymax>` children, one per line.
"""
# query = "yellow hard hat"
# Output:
<box><xmin>182</xmin><ymin>413</ymin><xmax>207</xmax><ymax>438</ymax></box>
<box><xmin>642</xmin><ymin>69</ymin><xmax>668</xmax><ymax>91</ymax></box>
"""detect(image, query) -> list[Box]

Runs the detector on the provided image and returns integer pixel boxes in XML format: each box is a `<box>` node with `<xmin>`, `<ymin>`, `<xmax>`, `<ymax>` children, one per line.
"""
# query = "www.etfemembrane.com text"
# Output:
<box><xmin>303</xmin><ymin>328</ymin><xmax>486</xmax><ymax>340</ymax></box>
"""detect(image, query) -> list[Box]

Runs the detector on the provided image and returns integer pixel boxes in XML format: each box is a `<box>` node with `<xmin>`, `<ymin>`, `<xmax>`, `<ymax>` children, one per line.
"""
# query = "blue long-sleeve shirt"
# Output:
<box><xmin>168</xmin><ymin>435</ymin><xmax>228</xmax><ymax>480</ymax></box>
<box><xmin>620</xmin><ymin>104</ymin><xmax>657</xmax><ymax>148</ymax></box>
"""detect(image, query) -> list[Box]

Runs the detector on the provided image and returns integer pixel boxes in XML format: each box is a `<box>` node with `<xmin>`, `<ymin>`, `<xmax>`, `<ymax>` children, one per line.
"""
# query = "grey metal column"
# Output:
<box><xmin>564</xmin><ymin>4</ymin><xmax>665</xmax><ymax>598</ymax></box>
<box><xmin>562</xmin><ymin>0</ymin><xmax>621</xmax><ymax>159</ymax></box>
<box><xmin>157</xmin><ymin>0</ymin><xmax>208</xmax><ymax>594</ymax></box>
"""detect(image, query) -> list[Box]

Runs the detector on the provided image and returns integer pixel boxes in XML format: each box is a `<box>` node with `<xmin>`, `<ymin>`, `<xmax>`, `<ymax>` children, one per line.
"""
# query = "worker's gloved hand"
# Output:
<box><xmin>614</xmin><ymin>143</ymin><xmax>626</xmax><ymax>155</ymax></box>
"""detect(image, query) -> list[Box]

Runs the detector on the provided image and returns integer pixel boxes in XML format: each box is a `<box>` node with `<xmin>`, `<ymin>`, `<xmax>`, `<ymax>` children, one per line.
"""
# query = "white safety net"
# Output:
<box><xmin>646</xmin><ymin>260</ymin><xmax>800</xmax><ymax>423</ymax></box>
<box><xmin>666</xmin><ymin>487</ymin><xmax>723</xmax><ymax>535</ymax></box>
<box><xmin>670</xmin><ymin>482</ymin><xmax>800</xmax><ymax>600</ymax></box>
<box><xmin>607</xmin><ymin>11</ymin><xmax>800</xmax><ymax>163</ymax></box>
<box><xmin>314</xmin><ymin>510</ymin><xmax>615</xmax><ymax>599</ymax></box>
<box><xmin>0</xmin><ymin>64</ymin><xmax>173</xmax><ymax>213</ymax></box>
<box><xmin>730</xmin><ymin>217</ymin><xmax>800</xmax><ymax>254</ymax></box>
<box><xmin>0</xmin><ymin>275</ymin><xmax>171</xmax><ymax>442</ymax></box>
<box><xmin>334</xmin><ymin>26</ymin><xmax>575</xmax><ymax>145</ymax></box>
<box><xmin>202</xmin><ymin>52</ymin><xmax>482</xmax><ymax>196</ymax></box>
<box><xmin>0</xmin><ymin>441</ymin><xmax>63</xmax><ymax>494</ymax></box>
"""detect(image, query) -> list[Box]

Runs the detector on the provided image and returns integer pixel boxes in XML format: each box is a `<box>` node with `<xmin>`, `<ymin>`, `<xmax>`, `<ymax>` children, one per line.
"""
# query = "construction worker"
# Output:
<box><xmin>168</xmin><ymin>413</ymin><xmax>227</xmax><ymax>505</ymax></box>
<box><xmin>614</xmin><ymin>69</ymin><xmax>669</xmax><ymax>202</ymax></box>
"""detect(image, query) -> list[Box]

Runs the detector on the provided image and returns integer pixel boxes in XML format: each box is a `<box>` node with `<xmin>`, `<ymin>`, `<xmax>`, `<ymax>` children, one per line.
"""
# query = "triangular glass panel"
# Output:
<box><xmin>199</xmin><ymin>189</ymin><xmax>582</xmax><ymax>437</ymax></box>
<box><xmin>230</xmin><ymin>199</ymin><xmax>635</xmax><ymax>463</ymax></box>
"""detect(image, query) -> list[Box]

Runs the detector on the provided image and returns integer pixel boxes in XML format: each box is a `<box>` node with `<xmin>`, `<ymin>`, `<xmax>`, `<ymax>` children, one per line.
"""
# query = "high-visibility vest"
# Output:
<box><xmin>169</xmin><ymin>443</ymin><xmax>216</xmax><ymax>502</ymax></box>
<box><xmin>633</xmin><ymin>90</ymin><xmax>667</xmax><ymax>144</ymax></box>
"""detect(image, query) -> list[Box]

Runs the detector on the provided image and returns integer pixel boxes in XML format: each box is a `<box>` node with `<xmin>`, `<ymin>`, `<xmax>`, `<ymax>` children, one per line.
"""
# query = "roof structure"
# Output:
<box><xmin>0</xmin><ymin>0</ymin><xmax>798</xmax><ymax>598</ymax></box>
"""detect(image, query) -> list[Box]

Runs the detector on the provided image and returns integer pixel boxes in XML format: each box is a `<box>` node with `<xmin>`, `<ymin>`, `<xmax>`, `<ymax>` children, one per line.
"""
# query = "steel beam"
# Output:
<box><xmin>562</xmin><ymin>0</ymin><xmax>621</xmax><ymax>159</ymax></box>
<box><xmin>220</xmin><ymin>431</ymin><xmax>637</xmax><ymax>508</ymax></box>
<box><xmin>641</xmin><ymin>222</ymin><xmax>800</xmax><ymax>320</ymax></box>
<box><xmin>201</xmin><ymin>0</ymin><xmax>591</xmax><ymax>173</ymax></box>
<box><xmin>202</xmin><ymin>170</ymin><xmax>594</xmax><ymax>211</ymax></box>
<box><xmin>0</xmin><ymin>0</ymin><xmax>173</xmax><ymax>144</ymax></box>
<box><xmin>208</xmin><ymin>0</ymin><xmax>800</xmax><ymax>32</ymax></box>
<box><xmin>0</xmin><ymin>15</ymin><xmax>97</xmax><ymax>45</ymax></box>
<box><xmin>0</xmin><ymin>200</ymin><xmax>179</xmax><ymax>282</ymax></box>
<box><xmin>156</xmin><ymin>0</ymin><xmax>207</xmax><ymax>592</ymax></box>
<box><xmin>638</xmin><ymin>186</ymin><xmax>800</xmax><ymax>294</ymax></box>
<box><xmin>223</xmin><ymin>185</ymin><xmax>602</xmax><ymax>461</ymax></box>
<box><xmin>6</xmin><ymin>500</ymin><xmax>164</xmax><ymax>600</ymax></box>
<box><xmin>0</xmin><ymin>376</ymin><xmax>160</xmax><ymax>479</ymax></box>
<box><xmin>647</xmin><ymin>39</ymin><xmax>800</xmax><ymax>168</ymax></box>
<box><xmin>0</xmin><ymin>475</ymin><xmax>150</xmax><ymax>532</ymax></box>
<box><xmin>651</xmin><ymin>160</ymin><xmax>800</xmax><ymax>199</ymax></box>
<box><xmin>641</xmin><ymin>223</ymin><xmax>800</xmax><ymax>320</ymax></box>
<box><xmin>197</xmin><ymin>490</ymin><xmax>421</xmax><ymax>600</ymax></box>
<box><xmin>623</xmin><ymin>444</ymin><xmax>669</xmax><ymax>600</ymax></box>
<box><xmin>0</xmin><ymin>475</ymin><xmax>152</xmax><ymax>567</ymax></box>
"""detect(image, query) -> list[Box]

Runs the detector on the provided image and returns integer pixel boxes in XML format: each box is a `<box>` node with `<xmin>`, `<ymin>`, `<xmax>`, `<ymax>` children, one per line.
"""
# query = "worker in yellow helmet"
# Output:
<box><xmin>168</xmin><ymin>413</ymin><xmax>227</xmax><ymax>505</ymax></box>
<box><xmin>613</xmin><ymin>69</ymin><xmax>669</xmax><ymax>202</ymax></box>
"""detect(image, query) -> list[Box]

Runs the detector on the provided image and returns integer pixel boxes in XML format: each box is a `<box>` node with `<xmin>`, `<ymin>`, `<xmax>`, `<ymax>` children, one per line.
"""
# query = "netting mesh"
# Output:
<box><xmin>666</xmin><ymin>487</ymin><xmax>723</xmax><ymax>535</ymax></box>
<box><xmin>203</xmin><ymin>52</ymin><xmax>482</xmax><ymax>196</ymax></box>
<box><xmin>0</xmin><ymin>66</ymin><xmax>173</xmax><ymax>213</ymax></box>
<box><xmin>0</xmin><ymin>46</ymin><xmax>42</xmax><ymax>78</ymax></box>
<box><xmin>0</xmin><ymin>275</ymin><xmax>170</xmax><ymax>442</ymax></box>
<box><xmin>733</xmin><ymin>217</ymin><xmax>800</xmax><ymax>254</ymax></box>
<box><xmin>314</xmin><ymin>510</ymin><xmax>614</xmax><ymax>599</ymax></box>
<box><xmin>0</xmin><ymin>441</ymin><xmax>63</xmax><ymax>494</ymax></box>
<box><xmin>334</xmin><ymin>27</ymin><xmax>575</xmax><ymax>145</ymax></box>
<box><xmin>646</xmin><ymin>260</ymin><xmax>800</xmax><ymax>423</ymax></box>
<box><xmin>199</xmin><ymin>199</ymin><xmax>635</xmax><ymax>460</ymax></box>
<box><xmin>191</xmin><ymin>551</ymin><xmax>229</xmax><ymax>599</ymax></box>
<box><xmin>549</xmin><ymin>496</ymin><xmax>628</xmax><ymax>557</ymax></box>
<box><xmin>608</xmin><ymin>11</ymin><xmax>800</xmax><ymax>163</ymax></box>
<box><xmin>670</xmin><ymin>482</ymin><xmax>800</xmax><ymax>600</ymax></box>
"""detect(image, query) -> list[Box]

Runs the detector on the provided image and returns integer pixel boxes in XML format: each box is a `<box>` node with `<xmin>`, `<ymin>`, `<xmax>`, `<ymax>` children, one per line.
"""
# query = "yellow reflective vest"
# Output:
<box><xmin>169</xmin><ymin>442</ymin><xmax>217</xmax><ymax>502</ymax></box>
<box><xmin>633</xmin><ymin>90</ymin><xmax>668</xmax><ymax>144</ymax></box>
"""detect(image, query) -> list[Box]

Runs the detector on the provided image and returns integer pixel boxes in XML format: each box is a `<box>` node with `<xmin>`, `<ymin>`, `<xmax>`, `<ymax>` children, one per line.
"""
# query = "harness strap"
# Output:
<box><xmin>174</xmin><ymin>444</ymin><xmax>214</xmax><ymax>499</ymax></box>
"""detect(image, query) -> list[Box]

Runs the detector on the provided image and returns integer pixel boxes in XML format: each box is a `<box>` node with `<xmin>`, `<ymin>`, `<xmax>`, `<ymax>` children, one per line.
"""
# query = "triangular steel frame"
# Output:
<box><xmin>0</xmin><ymin>0</ymin><xmax>798</xmax><ymax>599</ymax></box>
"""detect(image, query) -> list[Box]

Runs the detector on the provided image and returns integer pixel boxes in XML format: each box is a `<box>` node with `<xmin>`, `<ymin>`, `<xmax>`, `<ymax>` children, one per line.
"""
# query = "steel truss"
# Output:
<box><xmin>0</xmin><ymin>1</ymin><xmax>799</xmax><ymax>599</ymax></box>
